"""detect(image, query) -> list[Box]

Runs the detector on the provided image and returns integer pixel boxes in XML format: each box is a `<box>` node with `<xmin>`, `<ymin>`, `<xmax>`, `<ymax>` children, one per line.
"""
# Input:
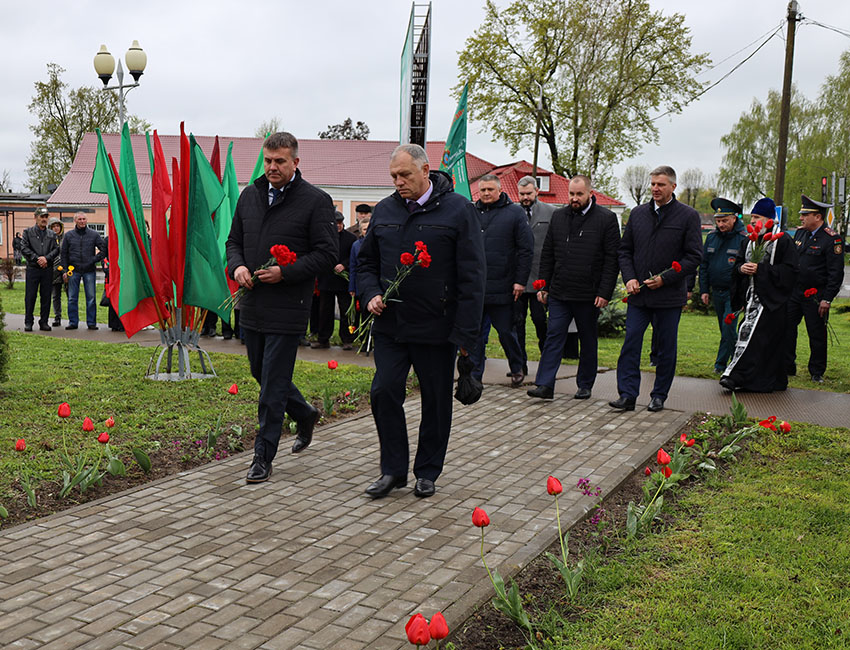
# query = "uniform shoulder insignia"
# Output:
<box><xmin>824</xmin><ymin>226</ymin><xmax>838</xmax><ymax>236</ymax></box>
<box><xmin>835</xmin><ymin>242</ymin><xmax>844</xmax><ymax>255</ymax></box>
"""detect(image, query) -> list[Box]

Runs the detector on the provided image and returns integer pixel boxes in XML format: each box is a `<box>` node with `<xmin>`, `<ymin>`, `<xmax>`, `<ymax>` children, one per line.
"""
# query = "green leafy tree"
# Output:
<box><xmin>26</xmin><ymin>63</ymin><xmax>149</xmax><ymax>192</ymax></box>
<box><xmin>318</xmin><ymin>118</ymin><xmax>370</xmax><ymax>140</ymax></box>
<box><xmin>456</xmin><ymin>0</ymin><xmax>709</xmax><ymax>190</ymax></box>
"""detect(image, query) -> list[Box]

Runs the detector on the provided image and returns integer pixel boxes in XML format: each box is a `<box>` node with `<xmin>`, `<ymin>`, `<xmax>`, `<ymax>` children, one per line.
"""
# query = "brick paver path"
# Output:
<box><xmin>0</xmin><ymin>387</ymin><xmax>687</xmax><ymax>649</ymax></box>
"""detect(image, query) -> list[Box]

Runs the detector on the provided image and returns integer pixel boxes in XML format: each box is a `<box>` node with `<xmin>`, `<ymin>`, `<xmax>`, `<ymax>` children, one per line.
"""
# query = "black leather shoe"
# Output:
<box><xmin>39</xmin><ymin>324</ymin><xmax>52</xmax><ymax>331</ymax></box>
<box><xmin>310</xmin><ymin>341</ymin><xmax>330</xmax><ymax>349</ymax></box>
<box><xmin>574</xmin><ymin>388</ymin><xmax>592</xmax><ymax>400</ymax></box>
<box><xmin>365</xmin><ymin>475</ymin><xmax>407</xmax><ymax>498</ymax></box>
<box><xmin>609</xmin><ymin>396</ymin><xmax>636</xmax><ymax>411</ymax></box>
<box><xmin>719</xmin><ymin>376</ymin><xmax>736</xmax><ymax>391</ymax></box>
<box><xmin>291</xmin><ymin>406</ymin><xmax>320</xmax><ymax>454</ymax></box>
<box><xmin>647</xmin><ymin>397</ymin><xmax>665</xmax><ymax>412</ymax></box>
<box><xmin>510</xmin><ymin>372</ymin><xmax>525</xmax><ymax>388</ymax></box>
<box><xmin>527</xmin><ymin>385</ymin><xmax>554</xmax><ymax>399</ymax></box>
<box><xmin>811</xmin><ymin>375</ymin><xmax>824</xmax><ymax>383</ymax></box>
<box><xmin>246</xmin><ymin>455</ymin><xmax>272</xmax><ymax>483</ymax></box>
<box><xmin>24</xmin><ymin>325</ymin><xmax>33</xmax><ymax>332</ymax></box>
<box><xmin>414</xmin><ymin>478</ymin><xmax>435</xmax><ymax>498</ymax></box>
<box><xmin>88</xmin><ymin>325</ymin><xmax>99</xmax><ymax>331</ymax></box>
<box><xmin>52</xmin><ymin>320</ymin><xmax>60</xmax><ymax>327</ymax></box>
<box><xmin>65</xmin><ymin>325</ymin><xmax>78</xmax><ymax>330</ymax></box>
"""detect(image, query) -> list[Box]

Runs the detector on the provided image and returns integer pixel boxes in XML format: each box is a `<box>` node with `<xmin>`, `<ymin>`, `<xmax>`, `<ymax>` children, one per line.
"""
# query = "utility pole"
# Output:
<box><xmin>774</xmin><ymin>1</ymin><xmax>800</xmax><ymax>207</ymax></box>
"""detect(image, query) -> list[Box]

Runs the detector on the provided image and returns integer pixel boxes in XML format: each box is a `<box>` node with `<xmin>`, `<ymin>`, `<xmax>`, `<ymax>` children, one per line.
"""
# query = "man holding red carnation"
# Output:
<box><xmin>227</xmin><ymin>132</ymin><xmax>338</xmax><ymax>483</ymax></box>
<box><xmin>357</xmin><ymin>144</ymin><xmax>485</xmax><ymax>499</ymax></box>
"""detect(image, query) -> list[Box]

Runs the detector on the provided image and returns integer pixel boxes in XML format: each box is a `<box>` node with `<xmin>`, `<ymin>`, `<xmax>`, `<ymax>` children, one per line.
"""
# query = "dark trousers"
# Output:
<box><xmin>370</xmin><ymin>333</ymin><xmax>456</xmax><ymax>481</ymax></box>
<box><xmin>318</xmin><ymin>290</ymin><xmax>354</xmax><ymax>344</ymax></box>
<box><xmin>616</xmin><ymin>304</ymin><xmax>682</xmax><ymax>401</ymax></box>
<box><xmin>51</xmin><ymin>283</ymin><xmax>65</xmax><ymax>322</ymax></box>
<box><xmin>243</xmin><ymin>328</ymin><xmax>314</xmax><ymax>463</ymax></box>
<box><xmin>24</xmin><ymin>266</ymin><xmax>52</xmax><ymax>327</ymax></box>
<box><xmin>514</xmin><ymin>292</ymin><xmax>548</xmax><ymax>368</ymax></box>
<box><xmin>535</xmin><ymin>298</ymin><xmax>599</xmax><ymax>390</ymax></box>
<box><xmin>470</xmin><ymin>303</ymin><xmax>524</xmax><ymax>380</ymax></box>
<box><xmin>710</xmin><ymin>288</ymin><xmax>736</xmax><ymax>371</ymax></box>
<box><xmin>786</xmin><ymin>295</ymin><xmax>827</xmax><ymax>377</ymax></box>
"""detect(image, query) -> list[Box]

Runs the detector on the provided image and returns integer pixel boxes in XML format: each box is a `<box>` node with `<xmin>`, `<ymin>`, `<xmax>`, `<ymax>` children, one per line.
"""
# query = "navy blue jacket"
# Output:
<box><xmin>792</xmin><ymin>225</ymin><xmax>844</xmax><ymax>302</ymax></box>
<box><xmin>474</xmin><ymin>193</ymin><xmax>534</xmax><ymax>304</ymax></box>
<box><xmin>698</xmin><ymin>219</ymin><xmax>747</xmax><ymax>292</ymax></box>
<box><xmin>357</xmin><ymin>170</ymin><xmax>486</xmax><ymax>350</ymax></box>
<box><xmin>618</xmin><ymin>195</ymin><xmax>703</xmax><ymax>308</ymax></box>
<box><xmin>60</xmin><ymin>226</ymin><xmax>106</xmax><ymax>274</ymax></box>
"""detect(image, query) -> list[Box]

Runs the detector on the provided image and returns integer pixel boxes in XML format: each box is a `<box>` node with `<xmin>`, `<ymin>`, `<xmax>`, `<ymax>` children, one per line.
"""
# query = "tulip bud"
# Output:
<box><xmin>644</xmin><ymin>466</ymin><xmax>651</xmax><ymax>476</ymax></box>
<box><xmin>662</xmin><ymin>466</ymin><xmax>672</xmax><ymax>478</ymax></box>
<box><xmin>58</xmin><ymin>402</ymin><xmax>71</xmax><ymax>418</ymax></box>
<box><xmin>15</xmin><ymin>439</ymin><xmax>26</xmax><ymax>452</ymax></box>
<box><xmin>472</xmin><ymin>507</ymin><xmax>490</xmax><ymax>528</ymax></box>
<box><xmin>657</xmin><ymin>448</ymin><xmax>671</xmax><ymax>465</ymax></box>
<box><xmin>546</xmin><ymin>475</ymin><xmax>563</xmax><ymax>495</ymax></box>
<box><xmin>429</xmin><ymin>611</ymin><xmax>449</xmax><ymax>640</ymax></box>
<box><xmin>228</xmin><ymin>383</ymin><xmax>239</xmax><ymax>395</ymax></box>
<box><xmin>328</xmin><ymin>360</ymin><xmax>338</xmax><ymax>370</ymax></box>
<box><xmin>97</xmin><ymin>432</ymin><xmax>110</xmax><ymax>444</ymax></box>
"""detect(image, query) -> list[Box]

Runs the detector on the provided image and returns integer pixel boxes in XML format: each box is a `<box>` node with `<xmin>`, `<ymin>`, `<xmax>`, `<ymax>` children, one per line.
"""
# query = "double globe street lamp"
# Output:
<box><xmin>93</xmin><ymin>41</ymin><xmax>147</xmax><ymax>129</ymax></box>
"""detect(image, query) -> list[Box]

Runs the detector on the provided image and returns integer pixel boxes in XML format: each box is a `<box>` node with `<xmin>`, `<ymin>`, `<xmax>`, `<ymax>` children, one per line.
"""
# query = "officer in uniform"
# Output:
<box><xmin>699</xmin><ymin>198</ymin><xmax>748</xmax><ymax>374</ymax></box>
<box><xmin>785</xmin><ymin>194</ymin><xmax>844</xmax><ymax>382</ymax></box>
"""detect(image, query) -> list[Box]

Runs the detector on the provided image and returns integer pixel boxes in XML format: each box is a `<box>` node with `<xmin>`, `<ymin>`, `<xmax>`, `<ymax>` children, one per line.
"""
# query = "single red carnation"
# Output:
<box><xmin>400</xmin><ymin>252</ymin><xmax>415</xmax><ymax>266</ymax></box>
<box><xmin>671</xmin><ymin>261</ymin><xmax>682</xmax><ymax>273</ymax></box>
<box><xmin>724</xmin><ymin>313</ymin><xmax>736</xmax><ymax>325</ymax></box>
<box><xmin>414</xmin><ymin>240</ymin><xmax>427</xmax><ymax>252</ymax></box>
<box><xmin>417</xmin><ymin>251</ymin><xmax>432</xmax><ymax>268</ymax></box>
<box><xmin>533</xmin><ymin>279</ymin><xmax>546</xmax><ymax>291</ymax></box>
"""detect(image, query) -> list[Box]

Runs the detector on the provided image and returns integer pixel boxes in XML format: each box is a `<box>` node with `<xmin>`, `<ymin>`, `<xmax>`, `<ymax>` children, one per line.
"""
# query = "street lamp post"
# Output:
<box><xmin>93</xmin><ymin>41</ymin><xmax>147</xmax><ymax>130</ymax></box>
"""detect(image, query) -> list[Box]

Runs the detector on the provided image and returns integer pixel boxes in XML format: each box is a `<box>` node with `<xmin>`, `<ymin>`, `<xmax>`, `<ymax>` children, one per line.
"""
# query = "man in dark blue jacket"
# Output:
<box><xmin>227</xmin><ymin>132</ymin><xmax>338</xmax><ymax>483</ymax></box>
<box><xmin>610</xmin><ymin>166</ymin><xmax>703</xmax><ymax>412</ymax></box>
<box><xmin>699</xmin><ymin>198</ymin><xmax>748</xmax><ymax>374</ymax></box>
<box><xmin>358</xmin><ymin>144</ymin><xmax>485</xmax><ymax>499</ymax></box>
<box><xmin>469</xmin><ymin>174</ymin><xmax>534</xmax><ymax>386</ymax></box>
<box><xmin>60</xmin><ymin>212</ymin><xmax>106</xmax><ymax>330</ymax></box>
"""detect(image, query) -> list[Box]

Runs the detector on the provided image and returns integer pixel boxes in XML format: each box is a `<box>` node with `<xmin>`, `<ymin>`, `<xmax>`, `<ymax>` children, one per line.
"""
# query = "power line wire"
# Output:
<box><xmin>801</xmin><ymin>17</ymin><xmax>850</xmax><ymax>40</ymax></box>
<box><xmin>699</xmin><ymin>20</ymin><xmax>785</xmax><ymax>75</ymax></box>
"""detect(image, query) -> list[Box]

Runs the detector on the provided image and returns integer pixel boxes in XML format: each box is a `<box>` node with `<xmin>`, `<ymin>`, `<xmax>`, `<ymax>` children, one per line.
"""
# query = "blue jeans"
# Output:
<box><xmin>67</xmin><ymin>270</ymin><xmax>97</xmax><ymax>327</ymax></box>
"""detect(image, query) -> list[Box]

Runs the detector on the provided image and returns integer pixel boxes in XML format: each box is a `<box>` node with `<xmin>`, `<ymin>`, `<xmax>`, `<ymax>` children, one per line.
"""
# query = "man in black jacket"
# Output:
<box><xmin>61</xmin><ymin>212</ymin><xmax>106</xmax><ymax>330</ymax></box>
<box><xmin>313</xmin><ymin>211</ymin><xmax>358</xmax><ymax>349</ymax></box>
<box><xmin>610</xmin><ymin>166</ymin><xmax>703</xmax><ymax>412</ymax></box>
<box><xmin>528</xmin><ymin>175</ymin><xmax>620</xmax><ymax>400</ymax></box>
<box><xmin>227</xmin><ymin>132</ymin><xmax>338</xmax><ymax>483</ymax></box>
<box><xmin>358</xmin><ymin>144</ymin><xmax>485</xmax><ymax>499</ymax></box>
<box><xmin>20</xmin><ymin>207</ymin><xmax>59</xmax><ymax>331</ymax></box>
<box><xmin>469</xmin><ymin>174</ymin><xmax>534</xmax><ymax>386</ymax></box>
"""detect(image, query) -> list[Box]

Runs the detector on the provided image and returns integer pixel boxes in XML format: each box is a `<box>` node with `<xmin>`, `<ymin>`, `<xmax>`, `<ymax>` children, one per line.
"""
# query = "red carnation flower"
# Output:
<box><xmin>533</xmin><ymin>279</ymin><xmax>546</xmax><ymax>291</ymax></box>
<box><xmin>804</xmin><ymin>288</ymin><xmax>817</xmax><ymax>298</ymax></box>
<box><xmin>417</xmin><ymin>250</ymin><xmax>432</xmax><ymax>268</ymax></box>
<box><xmin>97</xmin><ymin>432</ymin><xmax>110</xmax><ymax>444</ymax></box>
<box><xmin>228</xmin><ymin>383</ymin><xmax>239</xmax><ymax>395</ymax></box>
<box><xmin>58</xmin><ymin>402</ymin><xmax>71</xmax><ymax>418</ymax></box>
<box><xmin>400</xmin><ymin>252</ymin><xmax>415</xmax><ymax>266</ymax></box>
<box><xmin>15</xmin><ymin>439</ymin><xmax>26</xmax><ymax>452</ymax></box>
<box><xmin>662</xmin><ymin>466</ymin><xmax>672</xmax><ymax>478</ymax></box>
<box><xmin>724</xmin><ymin>313</ymin><xmax>736</xmax><ymax>325</ymax></box>
<box><xmin>82</xmin><ymin>416</ymin><xmax>94</xmax><ymax>432</ymax></box>
<box><xmin>671</xmin><ymin>261</ymin><xmax>682</xmax><ymax>273</ymax></box>
<box><xmin>414</xmin><ymin>240</ymin><xmax>427</xmax><ymax>252</ymax></box>
<box><xmin>429</xmin><ymin>612</ymin><xmax>449</xmax><ymax>640</ymax></box>
<box><xmin>328</xmin><ymin>360</ymin><xmax>338</xmax><ymax>370</ymax></box>
<box><xmin>472</xmin><ymin>507</ymin><xmax>490</xmax><ymax>527</ymax></box>
<box><xmin>546</xmin><ymin>475</ymin><xmax>563</xmax><ymax>495</ymax></box>
<box><xmin>657</xmin><ymin>448</ymin><xmax>671</xmax><ymax>465</ymax></box>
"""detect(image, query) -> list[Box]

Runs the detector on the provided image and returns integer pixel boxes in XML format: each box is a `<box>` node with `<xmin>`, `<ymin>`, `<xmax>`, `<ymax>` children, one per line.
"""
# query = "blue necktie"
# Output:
<box><xmin>271</xmin><ymin>188</ymin><xmax>282</xmax><ymax>205</ymax></box>
<box><xmin>407</xmin><ymin>200</ymin><xmax>418</xmax><ymax>213</ymax></box>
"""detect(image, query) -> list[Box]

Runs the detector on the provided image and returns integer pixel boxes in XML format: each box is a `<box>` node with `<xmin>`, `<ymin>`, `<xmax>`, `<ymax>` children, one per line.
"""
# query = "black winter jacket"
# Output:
<box><xmin>226</xmin><ymin>170</ymin><xmax>337</xmax><ymax>334</ymax></box>
<box><xmin>20</xmin><ymin>225</ymin><xmax>59</xmax><ymax>268</ymax></box>
<box><xmin>318</xmin><ymin>228</ymin><xmax>358</xmax><ymax>292</ymax></box>
<box><xmin>474</xmin><ymin>193</ymin><xmax>534</xmax><ymax>304</ymax></box>
<box><xmin>618</xmin><ymin>196</ymin><xmax>703</xmax><ymax>308</ymax></box>
<box><xmin>539</xmin><ymin>197</ymin><xmax>620</xmax><ymax>302</ymax></box>
<box><xmin>61</xmin><ymin>226</ymin><xmax>106</xmax><ymax>274</ymax></box>
<box><xmin>357</xmin><ymin>170</ymin><xmax>486</xmax><ymax>350</ymax></box>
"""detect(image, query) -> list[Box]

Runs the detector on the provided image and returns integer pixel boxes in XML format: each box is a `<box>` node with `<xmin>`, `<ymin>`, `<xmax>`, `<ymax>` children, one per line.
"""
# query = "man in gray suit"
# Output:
<box><xmin>515</xmin><ymin>175</ymin><xmax>554</xmax><ymax>373</ymax></box>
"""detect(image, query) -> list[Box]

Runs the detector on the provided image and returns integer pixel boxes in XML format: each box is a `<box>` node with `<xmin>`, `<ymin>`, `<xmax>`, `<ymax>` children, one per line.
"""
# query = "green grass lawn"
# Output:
<box><xmin>544</xmin><ymin>420</ymin><xmax>850</xmax><ymax>649</ymax></box>
<box><xmin>1</xmin><ymin>282</ymin><xmax>112</xmax><ymax>325</ymax></box>
<box><xmin>485</xmin><ymin>297</ymin><xmax>850</xmax><ymax>393</ymax></box>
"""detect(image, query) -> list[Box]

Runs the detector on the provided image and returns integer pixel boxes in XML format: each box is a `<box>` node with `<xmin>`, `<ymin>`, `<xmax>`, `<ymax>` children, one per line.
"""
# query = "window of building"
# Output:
<box><xmin>90</xmin><ymin>223</ymin><xmax>106</xmax><ymax>235</ymax></box>
<box><xmin>536</xmin><ymin>176</ymin><xmax>550</xmax><ymax>192</ymax></box>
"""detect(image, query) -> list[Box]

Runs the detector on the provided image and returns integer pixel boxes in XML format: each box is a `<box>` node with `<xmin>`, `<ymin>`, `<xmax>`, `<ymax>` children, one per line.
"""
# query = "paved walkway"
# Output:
<box><xmin>2</xmin><ymin>312</ymin><xmax>849</xmax><ymax>649</ymax></box>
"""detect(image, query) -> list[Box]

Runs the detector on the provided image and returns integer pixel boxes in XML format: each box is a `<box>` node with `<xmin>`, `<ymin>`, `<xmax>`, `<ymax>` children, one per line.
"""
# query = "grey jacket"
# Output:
<box><xmin>523</xmin><ymin>200</ymin><xmax>555</xmax><ymax>291</ymax></box>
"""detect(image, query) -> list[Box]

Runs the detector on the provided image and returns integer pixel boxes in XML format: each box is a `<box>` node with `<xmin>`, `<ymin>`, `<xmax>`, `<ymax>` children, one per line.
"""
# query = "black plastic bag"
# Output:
<box><xmin>454</xmin><ymin>353</ymin><xmax>483</xmax><ymax>405</ymax></box>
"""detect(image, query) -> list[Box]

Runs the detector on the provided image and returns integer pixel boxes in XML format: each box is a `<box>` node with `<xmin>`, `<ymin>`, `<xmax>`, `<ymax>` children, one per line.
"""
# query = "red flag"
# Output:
<box><xmin>151</xmin><ymin>131</ymin><xmax>173</xmax><ymax>302</ymax></box>
<box><xmin>169</xmin><ymin>157</ymin><xmax>186</xmax><ymax>307</ymax></box>
<box><xmin>210</xmin><ymin>135</ymin><xmax>222</xmax><ymax>182</ymax></box>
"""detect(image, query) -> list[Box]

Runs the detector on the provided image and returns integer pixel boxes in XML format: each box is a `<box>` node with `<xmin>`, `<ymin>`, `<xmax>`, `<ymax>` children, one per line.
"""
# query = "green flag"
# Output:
<box><xmin>90</xmin><ymin>129</ymin><xmax>162</xmax><ymax>337</ymax></box>
<box><xmin>183</xmin><ymin>136</ymin><xmax>230</xmax><ymax>320</ymax></box>
<box><xmin>439</xmin><ymin>83</ymin><xmax>471</xmax><ymax>200</ymax></box>
<box><xmin>119</xmin><ymin>123</ymin><xmax>150</xmax><ymax>255</ymax></box>
<box><xmin>216</xmin><ymin>142</ymin><xmax>239</xmax><ymax>267</ymax></box>
<box><xmin>250</xmin><ymin>132</ymin><xmax>269</xmax><ymax>182</ymax></box>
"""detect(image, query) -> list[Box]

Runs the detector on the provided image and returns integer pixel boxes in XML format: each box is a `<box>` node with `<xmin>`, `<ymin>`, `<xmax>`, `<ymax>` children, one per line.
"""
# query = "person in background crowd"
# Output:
<box><xmin>349</xmin><ymin>210</ymin><xmax>372</xmax><ymax>337</ymax></box>
<box><xmin>13</xmin><ymin>232</ymin><xmax>24</xmax><ymax>265</ymax></box>
<box><xmin>313</xmin><ymin>211</ymin><xmax>357</xmax><ymax>350</ymax></box>
<box><xmin>48</xmin><ymin>217</ymin><xmax>66</xmax><ymax>327</ymax></box>
<box><xmin>20</xmin><ymin>207</ymin><xmax>58</xmax><ymax>332</ymax></box>
<box><xmin>61</xmin><ymin>212</ymin><xmax>106</xmax><ymax>331</ymax></box>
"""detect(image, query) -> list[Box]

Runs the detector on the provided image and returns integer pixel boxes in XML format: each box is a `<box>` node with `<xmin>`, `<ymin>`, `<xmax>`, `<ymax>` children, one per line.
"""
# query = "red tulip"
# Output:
<box><xmin>345</xmin><ymin>391</ymin><xmax>351</xmax><ymax>398</ymax></box>
<box><xmin>662</xmin><ymin>466</ymin><xmax>672</xmax><ymax>478</ymax></box>
<box><xmin>58</xmin><ymin>402</ymin><xmax>71</xmax><ymax>418</ymax></box>
<box><xmin>547</xmin><ymin>475</ymin><xmax>563</xmax><ymax>495</ymax></box>
<box><xmin>533</xmin><ymin>279</ymin><xmax>546</xmax><ymax>291</ymax></box>
<box><xmin>228</xmin><ymin>383</ymin><xmax>239</xmax><ymax>395</ymax></box>
<box><xmin>97</xmin><ymin>432</ymin><xmax>110</xmax><ymax>444</ymax></box>
<box><xmin>105</xmin><ymin>416</ymin><xmax>115</xmax><ymax>428</ymax></box>
<box><xmin>671</xmin><ymin>261</ymin><xmax>682</xmax><ymax>273</ymax></box>
<box><xmin>759</xmin><ymin>417</ymin><xmax>777</xmax><ymax>431</ymax></box>
<box><xmin>753</xmin><ymin>221</ymin><xmax>762</xmax><ymax>233</ymax></box>
<box><xmin>765</xmin><ymin>219</ymin><xmax>774</xmax><ymax>230</ymax></box>
<box><xmin>328</xmin><ymin>360</ymin><xmax>338</xmax><ymax>370</ymax></box>
<box><xmin>746</xmin><ymin>224</ymin><xmax>754</xmax><ymax>233</ymax></box>
<box><xmin>644</xmin><ymin>466</ymin><xmax>651</xmax><ymax>476</ymax></box>
<box><xmin>680</xmin><ymin>432</ymin><xmax>687</xmax><ymax>443</ymax></box>
<box><xmin>15</xmin><ymin>439</ymin><xmax>26</xmax><ymax>452</ymax></box>
<box><xmin>762</xmin><ymin>232</ymin><xmax>773</xmax><ymax>242</ymax></box>
<box><xmin>685</xmin><ymin>438</ymin><xmax>695</xmax><ymax>447</ymax></box>
<box><xmin>472</xmin><ymin>507</ymin><xmax>490</xmax><ymax>528</ymax></box>
<box><xmin>82</xmin><ymin>416</ymin><xmax>94</xmax><ymax>432</ymax></box>
<box><xmin>657</xmin><ymin>448</ymin><xmax>671</xmax><ymax>465</ymax></box>
<box><xmin>405</xmin><ymin>613</ymin><xmax>431</xmax><ymax>645</ymax></box>
<box><xmin>779</xmin><ymin>421</ymin><xmax>791</xmax><ymax>433</ymax></box>
<box><xmin>429</xmin><ymin>611</ymin><xmax>449</xmax><ymax>640</ymax></box>
<box><xmin>400</xmin><ymin>252</ymin><xmax>415</xmax><ymax>266</ymax></box>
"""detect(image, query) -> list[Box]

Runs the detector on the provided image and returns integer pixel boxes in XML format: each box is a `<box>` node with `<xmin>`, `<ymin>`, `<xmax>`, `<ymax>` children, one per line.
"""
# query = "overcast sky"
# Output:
<box><xmin>2</xmin><ymin>0</ymin><xmax>849</xmax><ymax>204</ymax></box>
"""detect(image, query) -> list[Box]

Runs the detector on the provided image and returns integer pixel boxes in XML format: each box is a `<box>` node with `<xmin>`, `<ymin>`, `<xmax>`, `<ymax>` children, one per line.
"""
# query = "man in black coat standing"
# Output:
<box><xmin>20</xmin><ymin>207</ymin><xmax>59</xmax><ymax>332</ymax></box>
<box><xmin>61</xmin><ymin>212</ymin><xmax>106</xmax><ymax>330</ymax></box>
<box><xmin>227</xmin><ymin>132</ymin><xmax>338</xmax><ymax>483</ymax></box>
<box><xmin>313</xmin><ymin>211</ymin><xmax>358</xmax><ymax>350</ymax></box>
<box><xmin>358</xmin><ymin>144</ymin><xmax>485</xmax><ymax>499</ymax></box>
<box><xmin>528</xmin><ymin>175</ymin><xmax>620</xmax><ymax>400</ymax></box>
<box><xmin>469</xmin><ymin>174</ymin><xmax>534</xmax><ymax>386</ymax></box>
<box><xmin>610</xmin><ymin>166</ymin><xmax>703</xmax><ymax>412</ymax></box>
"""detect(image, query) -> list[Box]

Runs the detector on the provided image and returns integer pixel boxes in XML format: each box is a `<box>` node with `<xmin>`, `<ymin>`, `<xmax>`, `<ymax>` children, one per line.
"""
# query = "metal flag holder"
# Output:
<box><xmin>145</xmin><ymin>307</ymin><xmax>216</xmax><ymax>381</ymax></box>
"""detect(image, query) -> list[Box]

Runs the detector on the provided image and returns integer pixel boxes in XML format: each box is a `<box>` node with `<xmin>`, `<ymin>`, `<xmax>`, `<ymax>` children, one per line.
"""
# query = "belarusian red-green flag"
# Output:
<box><xmin>216</xmin><ymin>142</ymin><xmax>238</xmax><ymax>267</ymax></box>
<box><xmin>183</xmin><ymin>136</ymin><xmax>230</xmax><ymax>320</ymax></box>
<box><xmin>250</xmin><ymin>132</ymin><xmax>269</xmax><ymax>182</ymax></box>
<box><xmin>90</xmin><ymin>129</ymin><xmax>164</xmax><ymax>337</ymax></box>
<box><xmin>439</xmin><ymin>82</ymin><xmax>471</xmax><ymax>199</ymax></box>
<box><xmin>118</xmin><ymin>122</ymin><xmax>150</xmax><ymax>255</ymax></box>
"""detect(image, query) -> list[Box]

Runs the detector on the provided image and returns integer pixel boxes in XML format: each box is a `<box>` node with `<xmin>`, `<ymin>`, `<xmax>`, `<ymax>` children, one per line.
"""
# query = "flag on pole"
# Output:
<box><xmin>150</xmin><ymin>130</ymin><xmax>173</xmax><ymax>302</ymax></box>
<box><xmin>439</xmin><ymin>83</ymin><xmax>471</xmax><ymax>200</ymax></box>
<box><xmin>218</xmin><ymin>142</ymin><xmax>240</xmax><ymax>295</ymax></box>
<box><xmin>182</xmin><ymin>137</ymin><xmax>230</xmax><ymax>320</ymax></box>
<box><xmin>250</xmin><ymin>132</ymin><xmax>269</xmax><ymax>182</ymax></box>
<box><xmin>118</xmin><ymin>123</ymin><xmax>150</xmax><ymax>255</ymax></box>
<box><xmin>90</xmin><ymin>129</ymin><xmax>165</xmax><ymax>337</ymax></box>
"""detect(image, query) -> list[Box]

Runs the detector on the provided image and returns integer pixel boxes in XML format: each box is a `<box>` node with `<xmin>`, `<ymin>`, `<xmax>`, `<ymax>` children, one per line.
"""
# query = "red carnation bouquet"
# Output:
<box><xmin>354</xmin><ymin>240</ymin><xmax>431</xmax><ymax>343</ymax></box>
<box><xmin>622</xmin><ymin>260</ymin><xmax>682</xmax><ymax>302</ymax></box>
<box><xmin>220</xmin><ymin>244</ymin><xmax>297</xmax><ymax>311</ymax></box>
